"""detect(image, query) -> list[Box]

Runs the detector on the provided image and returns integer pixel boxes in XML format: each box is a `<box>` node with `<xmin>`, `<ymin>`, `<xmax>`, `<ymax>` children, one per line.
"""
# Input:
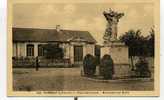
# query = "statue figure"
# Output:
<box><xmin>103</xmin><ymin>8</ymin><xmax>124</xmax><ymax>43</ymax></box>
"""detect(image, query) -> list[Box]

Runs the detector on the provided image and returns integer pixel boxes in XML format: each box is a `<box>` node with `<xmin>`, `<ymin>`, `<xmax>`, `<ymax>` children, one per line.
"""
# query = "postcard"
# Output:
<box><xmin>7</xmin><ymin>0</ymin><xmax>160</xmax><ymax>96</ymax></box>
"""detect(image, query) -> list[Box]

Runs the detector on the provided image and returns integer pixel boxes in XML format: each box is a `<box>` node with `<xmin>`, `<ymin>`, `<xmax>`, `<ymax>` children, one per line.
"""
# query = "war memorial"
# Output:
<box><xmin>100</xmin><ymin>9</ymin><xmax>130</xmax><ymax>78</ymax></box>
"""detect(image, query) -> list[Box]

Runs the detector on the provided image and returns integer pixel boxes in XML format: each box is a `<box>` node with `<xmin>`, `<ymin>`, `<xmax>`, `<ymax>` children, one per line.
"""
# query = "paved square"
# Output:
<box><xmin>13</xmin><ymin>67</ymin><xmax>154</xmax><ymax>91</ymax></box>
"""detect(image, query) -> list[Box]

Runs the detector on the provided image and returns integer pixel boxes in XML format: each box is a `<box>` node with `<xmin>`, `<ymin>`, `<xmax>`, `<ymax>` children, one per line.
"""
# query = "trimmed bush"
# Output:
<box><xmin>100</xmin><ymin>54</ymin><xmax>114</xmax><ymax>79</ymax></box>
<box><xmin>135</xmin><ymin>57</ymin><xmax>151</xmax><ymax>78</ymax></box>
<box><xmin>83</xmin><ymin>54</ymin><xmax>96</xmax><ymax>77</ymax></box>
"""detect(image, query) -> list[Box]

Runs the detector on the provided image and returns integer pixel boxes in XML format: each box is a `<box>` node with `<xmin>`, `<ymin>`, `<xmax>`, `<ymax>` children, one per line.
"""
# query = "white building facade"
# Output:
<box><xmin>12</xmin><ymin>27</ymin><xmax>96</xmax><ymax>64</ymax></box>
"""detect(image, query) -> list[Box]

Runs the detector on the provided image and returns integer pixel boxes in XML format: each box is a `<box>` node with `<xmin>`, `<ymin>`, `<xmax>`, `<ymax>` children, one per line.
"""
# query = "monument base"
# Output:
<box><xmin>101</xmin><ymin>41</ymin><xmax>131</xmax><ymax>78</ymax></box>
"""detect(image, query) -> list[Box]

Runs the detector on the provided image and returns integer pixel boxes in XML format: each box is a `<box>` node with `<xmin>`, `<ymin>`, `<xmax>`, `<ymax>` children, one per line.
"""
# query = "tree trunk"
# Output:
<box><xmin>130</xmin><ymin>56</ymin><xmax>134</xmax><ymax>71</ymax></box>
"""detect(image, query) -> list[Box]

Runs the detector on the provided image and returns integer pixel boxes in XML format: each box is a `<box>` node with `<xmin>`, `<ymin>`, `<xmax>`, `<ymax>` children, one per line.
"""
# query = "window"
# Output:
<box><xmin>27</xmin><ymin>44</ymin><xmax>34</xmax><ymax>56</ymax></box>
<box><xmin>38</xmin><ymin>45</ymin><xmax>44</xmax><ymax>56</ymax></box>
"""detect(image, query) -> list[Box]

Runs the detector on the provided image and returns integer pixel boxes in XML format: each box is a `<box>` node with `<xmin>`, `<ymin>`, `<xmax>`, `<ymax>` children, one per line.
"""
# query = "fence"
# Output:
<box><xmin>12</xmin><ymin>57</ymin><xmax>71</xmax><ymax>68</ymax></box>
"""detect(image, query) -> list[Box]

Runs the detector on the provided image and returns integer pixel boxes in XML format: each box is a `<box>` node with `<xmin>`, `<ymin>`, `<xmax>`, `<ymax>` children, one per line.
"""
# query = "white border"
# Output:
<box><xmin>0</xmin><ymin>0</ymin><xmax>163</xmax><ymax>99</ymax></box>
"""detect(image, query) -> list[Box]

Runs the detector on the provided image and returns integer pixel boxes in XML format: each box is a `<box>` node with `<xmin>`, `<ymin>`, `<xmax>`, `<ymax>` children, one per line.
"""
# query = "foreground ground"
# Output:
<box><xmin>13</xmin><ymin>67</ymin><xmax>154</xmax><ymax>91</ymax></box>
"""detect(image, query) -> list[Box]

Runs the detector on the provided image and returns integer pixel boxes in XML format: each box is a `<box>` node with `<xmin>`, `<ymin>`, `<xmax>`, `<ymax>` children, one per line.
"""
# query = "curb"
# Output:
<box><xmin>84</xmin><ymin>77</ymin><xmax>153</xmax><ymax>82</ymax></box>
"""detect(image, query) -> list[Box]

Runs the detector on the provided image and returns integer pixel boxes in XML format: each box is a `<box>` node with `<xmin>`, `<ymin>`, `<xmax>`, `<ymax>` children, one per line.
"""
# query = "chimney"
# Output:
<box><xmin>56</xmin><ymin>25</ymin><xmax>61</xmax><ymax>32</ymax></box>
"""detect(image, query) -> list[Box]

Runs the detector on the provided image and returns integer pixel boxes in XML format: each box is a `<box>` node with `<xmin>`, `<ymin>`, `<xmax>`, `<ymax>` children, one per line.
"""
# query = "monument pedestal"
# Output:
<box><xmin>101</xmin><ymin>41</ymin><xmax>131</xmax><ymax>78</ymax></box>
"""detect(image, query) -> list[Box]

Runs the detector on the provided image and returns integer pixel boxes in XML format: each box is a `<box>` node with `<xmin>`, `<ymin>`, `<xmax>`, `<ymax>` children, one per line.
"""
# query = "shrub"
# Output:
<box><xmin>100</xmin><ymin>54</ymin><xmax>114</xmax><ymax>79</ymax></box>
<box><xmin>83</xmin><ymin>54</ymin><xmax>96</xmax><ymax>77</ymax></box>
<box><xmin>135</xmin><ymin>57</ymin><xmax>151</xmax><ymax>78</ymax></box>
<box><xmin>43</xmin><ymin>44</ymin><xmax>64</xmax><ymax>60</ymax></box>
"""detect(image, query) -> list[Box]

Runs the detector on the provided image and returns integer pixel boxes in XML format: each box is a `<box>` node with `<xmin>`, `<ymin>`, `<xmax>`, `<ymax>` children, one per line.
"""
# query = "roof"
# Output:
<box><xmin>12</xmin><ymin>27</ymin><xmax>97</xmax><ymax>43</ymax></box>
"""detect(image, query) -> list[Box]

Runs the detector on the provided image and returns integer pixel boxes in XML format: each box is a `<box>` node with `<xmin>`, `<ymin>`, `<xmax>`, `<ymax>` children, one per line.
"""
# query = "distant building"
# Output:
<box><xmin>12</xmin><ymin>26</ymin><xmax>96</xmax><ymax>64</ymax></box>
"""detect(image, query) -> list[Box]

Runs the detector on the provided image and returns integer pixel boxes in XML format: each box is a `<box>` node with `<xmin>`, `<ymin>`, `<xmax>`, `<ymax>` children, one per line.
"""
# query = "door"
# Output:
<box><xmin>74</xmin><ymin>46</ymin><xmax>83</xmax><ymax>63</ymax></box>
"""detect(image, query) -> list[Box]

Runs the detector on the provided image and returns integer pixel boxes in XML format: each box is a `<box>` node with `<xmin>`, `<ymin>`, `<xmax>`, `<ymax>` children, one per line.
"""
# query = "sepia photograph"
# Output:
<box><xmin>7</xmin><ymin>0</ymin><xmax>160</xmax><ymax>96</ymax></box>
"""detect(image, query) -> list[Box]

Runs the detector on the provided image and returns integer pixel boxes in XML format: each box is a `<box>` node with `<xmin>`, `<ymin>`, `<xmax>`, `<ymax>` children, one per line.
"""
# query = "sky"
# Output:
<box><xmin>13</xmin><ymin>3</ymin><xmax>154</xmax><ymax>44</ymax></box>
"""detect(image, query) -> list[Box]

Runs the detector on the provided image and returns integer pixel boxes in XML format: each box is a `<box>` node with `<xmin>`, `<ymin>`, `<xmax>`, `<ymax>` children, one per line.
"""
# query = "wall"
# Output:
<box><xmin>13</xmin><ymin>43</ymin><xmax>16</xmax><ymax>57</ymax></box>
<box><xmin>109</xmin><ymin>46</ymin><xmax>129</xmax><ymax>64</ymax></box>
<box><xmin>101</xmin><ymin>45</ymin><xmax>129</xmax><ymax>64</ymax></box>
<box><xmin>100</xmin><ymin>47</ymin><xmax>109</xmax><ymax>58</ymax></box>
<box><xmin>13</xmin><ymin>42</ymin><xmax>47</xmax><ymax>57</ymax></box>
<box><xmin>113</xmin><ymin>64</ymin><xmax>131</xmax><ymax>78</ymax></box>
<box><xmin>83</xmin><ymin>44</ymin><xmax>95</xmax><ymax>57</ymax></box>
<box><xmin>13</xmin><ymin>42</ymin><xmax>26</xmax><ymax>57</ymax></box>
<box><xmin>13</xmin><ymin>42</ymin><xmax>96</xmax><ymax>65</ymax></box>
<box><xmin>100</xmin><ymin>43</ymin><xmax>130</xmax><ymax>78</ymax></box>
<box><xmin>59</xmin><ymin>43</ymin><xmax>70</xmax><ymax>59</ymax></box>
<box><xmin>69</xmin><ymin>42</ymin><xmax>95</xmax><ymax>64</ymax></box>
<box><xmin>24</xmin><ymin>42</ymin><xmax>42</xmax><ymax>57</ymax></box>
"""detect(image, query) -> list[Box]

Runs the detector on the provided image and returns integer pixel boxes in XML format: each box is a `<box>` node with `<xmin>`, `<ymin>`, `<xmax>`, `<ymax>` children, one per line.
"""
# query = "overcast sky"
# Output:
<box><xmin>13</xmin><ymin>3</ymin><xmax>154</xmax><ymax>44</ymax></box>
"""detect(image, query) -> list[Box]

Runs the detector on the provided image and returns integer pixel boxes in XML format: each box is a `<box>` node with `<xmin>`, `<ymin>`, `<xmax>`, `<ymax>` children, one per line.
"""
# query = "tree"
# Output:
<box><xmin>119</xmin><ymin>29</ymin><xmax>143</xmax><ymax>70</ymax></box>
<box><xmin>146</xmin><ymin>28</ymin><xmax>155</xmax><ymax>57</ymax></box>
<box><xmin>119</xmin><ymin>28</ymin><xmax>155</xmax><ymax>70</ymax></box>
<box><xmin>43</xmin><ymin>44</ymin><xmax>64</xmax><ymax>62</ymax></box>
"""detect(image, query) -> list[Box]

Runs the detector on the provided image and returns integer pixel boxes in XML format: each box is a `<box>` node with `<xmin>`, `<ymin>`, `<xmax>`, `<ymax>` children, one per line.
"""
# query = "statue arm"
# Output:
<box><xmin>116</xmin><ymin>13</ymin><xmax>124</xmax><ymax>19</ymax></box>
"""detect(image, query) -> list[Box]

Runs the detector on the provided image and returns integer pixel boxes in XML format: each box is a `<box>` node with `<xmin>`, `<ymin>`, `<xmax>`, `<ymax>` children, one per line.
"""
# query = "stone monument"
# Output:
<box><xmin>101</xmin><ymin>9</ymin><xmax>130</xmax><ymax>78</ymax></box>
<box><xmin>103</xmin><ymin>8</ymin><xmax>124</xmax><ymax>42</ymax></box>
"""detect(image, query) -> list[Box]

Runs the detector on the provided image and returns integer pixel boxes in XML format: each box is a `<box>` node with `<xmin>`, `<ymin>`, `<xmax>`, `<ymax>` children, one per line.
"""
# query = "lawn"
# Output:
<box><xmin>13</xmin><ymin>67</ymin><xmax>154</xmax><ymax>91</ymax></box>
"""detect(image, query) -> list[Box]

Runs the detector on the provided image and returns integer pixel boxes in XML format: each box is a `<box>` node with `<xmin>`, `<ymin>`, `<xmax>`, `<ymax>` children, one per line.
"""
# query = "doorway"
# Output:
<box><xmin>74</xmin><ymin>46</ymin><xmax>83</xmax><ymax>63</ymax></box>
